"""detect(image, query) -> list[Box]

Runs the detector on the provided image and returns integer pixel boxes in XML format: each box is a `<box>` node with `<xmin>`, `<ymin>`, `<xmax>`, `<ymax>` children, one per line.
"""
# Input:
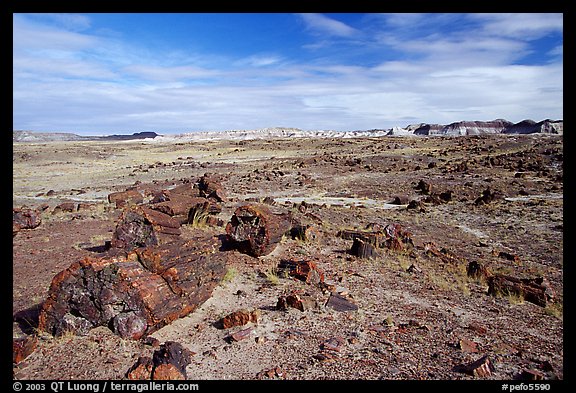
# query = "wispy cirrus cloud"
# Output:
<box><xmin>297</xmin><ymin>13</ymin><xmax>359</xmax><ymax>38</ymax></box>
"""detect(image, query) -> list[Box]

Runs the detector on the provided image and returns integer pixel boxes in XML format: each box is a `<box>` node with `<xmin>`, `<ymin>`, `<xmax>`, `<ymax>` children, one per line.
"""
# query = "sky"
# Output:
<box><xmin>13</xmin><ymin>13</ymin><xmax>563</xmax><ymax>135</ymax></box>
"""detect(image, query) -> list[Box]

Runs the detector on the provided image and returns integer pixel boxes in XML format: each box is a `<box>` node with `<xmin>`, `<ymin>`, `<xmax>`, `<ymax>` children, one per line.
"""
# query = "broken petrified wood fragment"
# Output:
<box><xmin>458</xmin><ymin>355</ymin><xmax>495</xmax><ymax>378</ymax></box>
<box><xmin>127</xmin><ymin>341</ymin><xmax>193</xmax><ymax>380</ymax></box>
<box><xmin>276</xmin><ymin>292</ymin><xmax>315</xmax><ymax>312</ymax></box>
<box><xmin>13</xmin><ymin>207</ymin><xmax>42</xmax><ymax>236</ymax></box>
<box><xmin>225</xmin><ymin>204</ymin><xmax>292</xmax><ymax>257</ymax></box>
<box><xmin>13</xmin><ymin>335</ymin><xmax>38</xmax><ymax>364</ymax></box>
<box><xmin>467</xmin><ymin>261</ymin><xmax>491</xmax><ymax>281</ymax></box>
<box><xmin>152</xmin><ymin>341</ymin><xmax>193</xmax><ymax>380</ymax></box>
<box><xmin>198</xmin><ymin>173</ymin><xmax>227</xmax><ymax>202</ymax></box>
<box><xmin>278</xmin><ymin>259</ymin><xmax>324</xmax><ymax>285</ymax></box>
<box><xmin>111</xmin><ymin>206</ymin><xmax>181</xmax><ymax>250</ymax></box>
<box><xmin>290</xmin><ymin>224</ymin><xmax>322</xmax><ymax>242</ymax></box>
<box><xmin>221</xmin><ymin>309</ymin><xmax>260</xmax><ymax>329</ymax></box>
<box><xmin>108</xmin><ymin>189</ymin><xmax>143</xmax><ymax>208</ymax></box>
<box><xmin>350</xmin><ymin>238</ymin><xmax>379</xmax><ymax>259</ymax></box>
<box><xmin>487</xmin><ymin>274</ymin><xmax>555</xmax><ymax>307</ymax></box>
<box><xmin>38</xmin><ymin>237</ymin><xmax>227</xmax><ymax>339</ymax></box>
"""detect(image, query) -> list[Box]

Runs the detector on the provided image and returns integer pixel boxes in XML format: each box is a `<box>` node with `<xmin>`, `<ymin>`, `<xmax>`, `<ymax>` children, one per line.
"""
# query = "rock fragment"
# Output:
<box><xmin>221</xmin><ymin>309</ymin><xmax>260</xmax><ymax>329</ymax></box>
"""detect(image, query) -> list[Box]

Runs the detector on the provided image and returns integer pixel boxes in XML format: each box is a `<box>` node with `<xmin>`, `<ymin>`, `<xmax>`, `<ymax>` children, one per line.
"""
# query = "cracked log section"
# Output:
<box><xmin>225</xmin><ymin>204</ymin><xmax>292</xmax><ymax>257</ymax></box>
<box><xmin>37</xmin><ymin>235</ymin><xmax>227</xmax><ymax>340</ymax></box>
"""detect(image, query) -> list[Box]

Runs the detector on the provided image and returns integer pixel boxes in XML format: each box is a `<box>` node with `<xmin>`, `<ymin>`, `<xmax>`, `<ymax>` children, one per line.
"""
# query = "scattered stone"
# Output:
<box><xmin>390</xmin><ymin>195</ymin><xmax>410</xmax><ymax>205</ymax></box>
<box><xmin>520</xmin><ymin>369</ymin><xmax>545</xmax><ymax>380</ymax></box>
<box><xmin>152</xmin><ymin>341</ymin><xmax>192</xmax><ymax>380</ymax></box>
<box><xmin>474</xmin><ymin>187</ymin><xmax>503</xmax><ymax>206</ymax></box>
<box><xmin>466</xmin><ymin>322</ymin><xmax>488</xmax><ymax>335</ymax></box>
<box><xmin>228</xmin><ymin>327</ymin><xmax>254</xmax><ymax>342</ymax></box>
<box><xmin>458</xmin><ymin>338</ymin><xmax>479</xmax><ymax>353</ymax></box>
<box><xmin>406</xmin><ymin>264</ymin><xmax>422</xmax><ymax>274</ymax></box>
<box><xmin>221</xmin><ymin>309</ymin><xmax>260</xmax><ymax>329</ymax></box>
<box><xmin>406</xmin><ymin>199</ymin><xmax>425</xmax><ymax>211</ymax></box>
<box><xmin>256</xmin><ymin>366</ymin><xmax>286</xmax><ymax>380</ymax></box>
<box><xmin>321</xmin><ymin>336</ymin><xmax>345</xmax><ymax>352</ymax></box>
<box><xmin>325</xmin><ymin>293</ymin><xmax>358</xmax><ymax>312</ymax></box>
<box><xmin>13</xmin><ymin>335</ymin><xmax>38</xmax><ymax>364</ymax></box>
<box><xmin>439</xmin><ymin>190</ymin><xmax>453</xmax><ymax>203</ymax></box>
<box><xmin>415</xmin><ymin>179</ymin><xmax>432</xmax><ymax>194</ymax></box>
<box><xmin>424</xmin><ymin>242</ymin><xmax>466</xmax><ymax>264</ymax></box>
<box><xmin>225</xmin><ymin>204</ymin><xmax>292</xmax><ymax>257</ymax></box>
<box><xmin>459</xmin><ymin>355</ymin><xmax>495</xmax><ymax>377</ymax></box>
<box><xmin>127</xmin><ymin>341</ymin><xmax>192</xmax><ymax>380</ymax></box>
<box><xmin>497</xmin><ymin>251</ymin><xmax>522</xmax><ymax>264</ymax></box>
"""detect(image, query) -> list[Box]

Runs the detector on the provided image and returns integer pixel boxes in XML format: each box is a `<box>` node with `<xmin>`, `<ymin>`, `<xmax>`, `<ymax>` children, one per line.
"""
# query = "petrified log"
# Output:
<box><xmin>337</xmin><ymin>229</ymin><xmax>384</xmax><ymax>247</ymax></box>
<box><xmin>149</xmin><ymin>195</ymin><xmax>221</xmax><ymax>226</ymax></box>
<box><xmin>350</xmin><ymin>238</ymin><xmax>379</xmax><ymax>259</ymax></box>
<box><xmin>337</xmin><ymin>223</ymin><xmax>413</xmax><ymax>252</ymax></box>
<box><xmin>487</xmin><ymin>274</ymin><xmax>554</xmax><ymax>307</ymax></box>
<box><xmin>225</xmin><ymin>204</ymin><xmax>292</xmax><ymax>257</ymax></box>
<box><xmin>13</xmin><ymin>207</ymin><xmax>42</xmax><ymax>236</ymax></box>
<box><xmin>38</xmin><ymin>237</ymin><xmax>227</xmax><ymax>339</ymax></box>
<box><xmin>111</xmin><ymin>206</ymin><xmax>181</xmax><ymax>250</ymax></box>
<box><xmin>108</xmin><ymin>189</ymin><xmax>143</xmax><ymax>208</ymax></box>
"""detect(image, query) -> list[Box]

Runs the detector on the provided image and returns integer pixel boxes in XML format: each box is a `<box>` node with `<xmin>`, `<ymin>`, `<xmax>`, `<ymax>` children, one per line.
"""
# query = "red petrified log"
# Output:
<box><xmin>225</xmin><ymin>204</ymin><xmax>292</xmax><ymax>257</ymax></box>
<box><xmin>38</xmin><ymin>237</ymin><xmax>227</xmax><ymax>340</ymax></box>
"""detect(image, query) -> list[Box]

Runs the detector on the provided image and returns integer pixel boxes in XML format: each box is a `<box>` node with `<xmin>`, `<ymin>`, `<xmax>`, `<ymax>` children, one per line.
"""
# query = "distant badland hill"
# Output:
<box><xmin>13</xmin><ymin>119</ymin><xmax>562</xmax><ymax>143</ymax></box>
<box><xmin>12</xmin><ymin>131</ymin><xmax>159</xmax><ymax>143</ymax></box>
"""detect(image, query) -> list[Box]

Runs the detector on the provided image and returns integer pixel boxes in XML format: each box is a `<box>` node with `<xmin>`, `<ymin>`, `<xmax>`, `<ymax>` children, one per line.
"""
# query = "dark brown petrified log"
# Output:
<box><xmin>350</xmin><ymin>238</ymin><xmax>379</xmax><ymax>259</ymax></box>
<box><xmin>225</xmin><ymin>204</ymin><xmax>292</xmax><ymax>257</ymax></box>
<box><xmin>487</xmin><ymin>274</ymin><xmax>555</xmax><ymax>307</ymax></box>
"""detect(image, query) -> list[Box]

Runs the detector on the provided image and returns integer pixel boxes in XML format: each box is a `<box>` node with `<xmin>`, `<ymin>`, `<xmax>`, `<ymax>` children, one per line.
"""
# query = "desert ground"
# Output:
<box><xmin>12</xmin><ymin>133</ymin><xmax>563</xmax><ymax>380</ymax></box>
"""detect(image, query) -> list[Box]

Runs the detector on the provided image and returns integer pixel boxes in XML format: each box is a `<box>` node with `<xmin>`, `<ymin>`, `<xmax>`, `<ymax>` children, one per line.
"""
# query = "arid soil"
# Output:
<box><xmin>13</xmin><ymin>134</ymin><xmax>563</xmax><ymax>380</ymax></box>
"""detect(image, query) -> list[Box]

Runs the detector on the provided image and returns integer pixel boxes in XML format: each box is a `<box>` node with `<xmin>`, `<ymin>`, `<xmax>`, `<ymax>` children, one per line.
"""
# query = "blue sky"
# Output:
<box><xmin>13</xmin><ymin>13</ymin><xmax>563</xmax><ymax>135</ymax></box>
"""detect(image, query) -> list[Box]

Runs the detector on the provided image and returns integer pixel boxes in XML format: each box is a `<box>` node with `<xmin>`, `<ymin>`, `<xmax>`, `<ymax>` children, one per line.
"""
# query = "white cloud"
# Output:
<box><xmin>472</xmin><ymin>13</ymin><xmax>563</xmax><ymax>39</ymax></box>
<box><xmin>298</xmin><ymin>13</ymin><xmax>359</xmax><ymax>38</ymax></box>
<box><xmin>12</xmin><ymin>13</ymin><xmax>563</xmax><ymax>133</ymax></box>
